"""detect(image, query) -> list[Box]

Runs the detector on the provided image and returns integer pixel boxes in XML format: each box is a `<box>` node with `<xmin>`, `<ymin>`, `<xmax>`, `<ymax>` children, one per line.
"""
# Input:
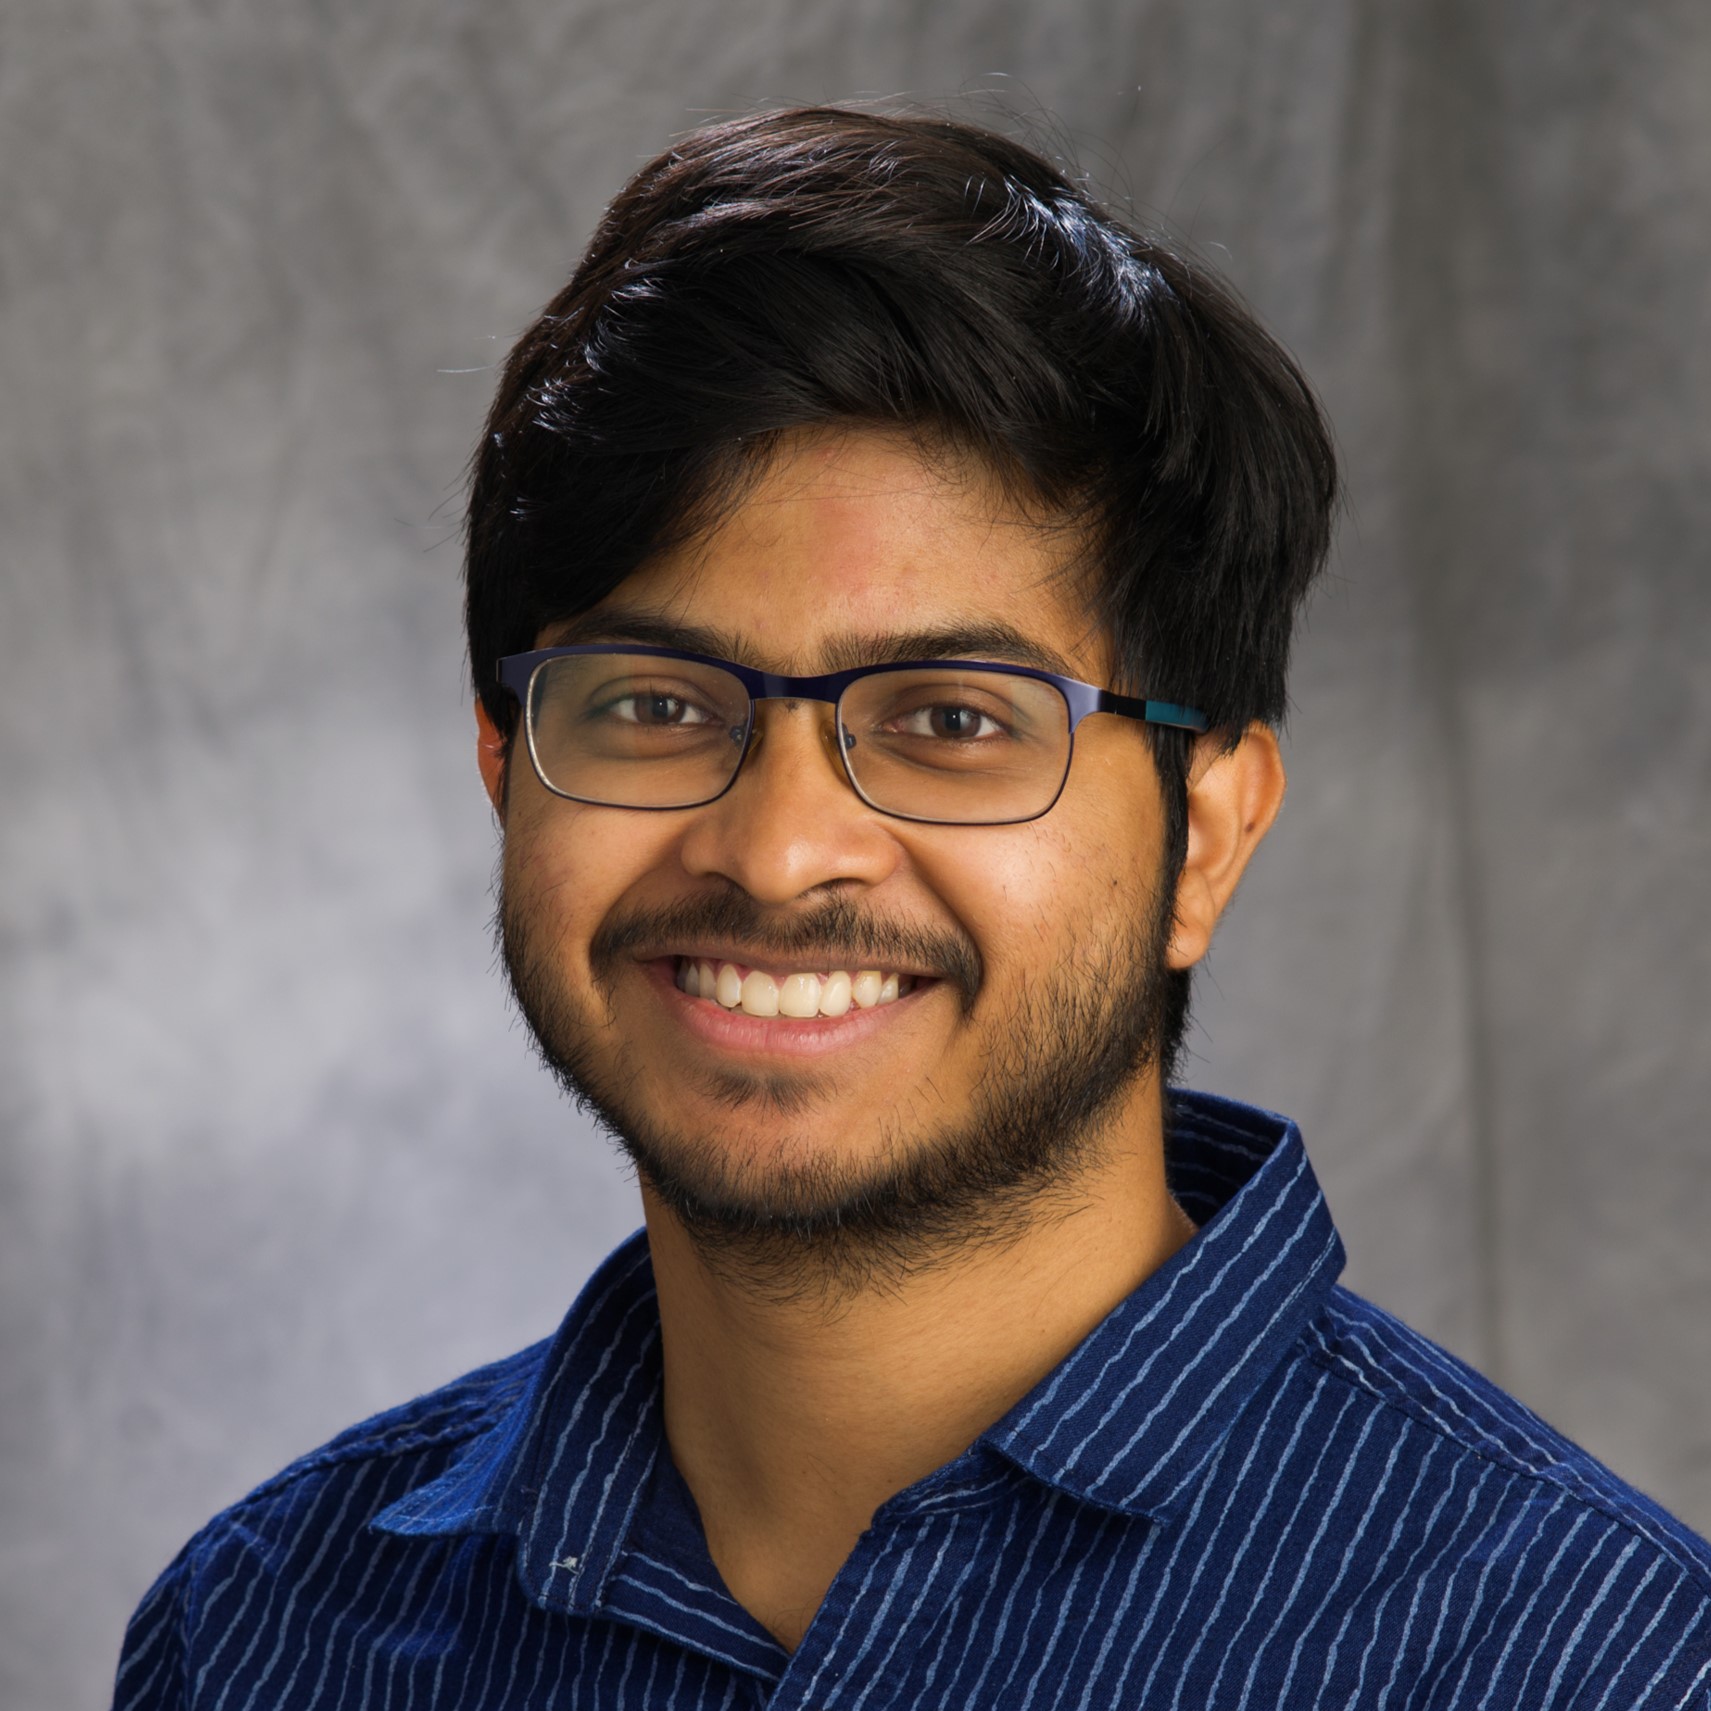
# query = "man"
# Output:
<box><xmin>114</xmin><ymin>107</ymin><xmax>1711</xmax><ymax>1708</ymax></box>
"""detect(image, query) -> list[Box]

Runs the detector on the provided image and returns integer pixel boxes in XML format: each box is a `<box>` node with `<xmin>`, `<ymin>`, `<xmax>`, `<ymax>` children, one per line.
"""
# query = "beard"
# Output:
<box><xmin>500</xmin><ymin>875</ymin><xmax>1176</xmax><ymax>1301</ymax></box>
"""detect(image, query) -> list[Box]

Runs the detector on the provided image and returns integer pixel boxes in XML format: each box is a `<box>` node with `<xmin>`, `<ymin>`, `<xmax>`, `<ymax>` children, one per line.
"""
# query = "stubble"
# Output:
<box><xmin>499</xmin><ymin>877</ymin><xmax>1175</xmax><ymax>1301</ymax></box>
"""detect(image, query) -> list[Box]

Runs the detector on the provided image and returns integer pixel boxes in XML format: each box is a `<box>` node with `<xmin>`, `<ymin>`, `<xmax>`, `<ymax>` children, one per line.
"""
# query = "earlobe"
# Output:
<box><xmin>475</xmin><ymin>700</ymin><xmax>509</xmax><ymax>818</ymax></box>
<box><xmin>1167</xmin><ymin>724</ymin><xmax>1286</xmax><ymax>971</ymax></box>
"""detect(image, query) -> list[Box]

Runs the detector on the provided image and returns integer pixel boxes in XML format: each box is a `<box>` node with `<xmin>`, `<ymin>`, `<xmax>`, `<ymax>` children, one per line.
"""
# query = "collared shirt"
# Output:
<box><xmin>114</xmin><ymin>1092</ymin><xmax>1711</xmax><ymax>1709</ymax></box>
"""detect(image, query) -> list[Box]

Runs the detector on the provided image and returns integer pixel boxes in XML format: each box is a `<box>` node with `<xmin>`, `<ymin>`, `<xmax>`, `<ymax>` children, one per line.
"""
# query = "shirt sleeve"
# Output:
<box><xmin>110</xmin><ymin>1550</ymin><xmax>190</xmax><ymax>1711</ymax></box>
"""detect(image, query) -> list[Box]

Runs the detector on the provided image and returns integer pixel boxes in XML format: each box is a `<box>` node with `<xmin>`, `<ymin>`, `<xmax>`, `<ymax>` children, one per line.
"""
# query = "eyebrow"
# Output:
<box><xmin>551</xmin><ymin>609</ymin><xmax>1082</xmax><ymax>678</ymax></box>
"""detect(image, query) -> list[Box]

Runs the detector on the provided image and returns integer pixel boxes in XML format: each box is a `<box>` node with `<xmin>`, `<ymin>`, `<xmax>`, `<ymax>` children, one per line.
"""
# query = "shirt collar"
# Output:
<box><xmin>981</xmin><ymin>1090</ymin><xmax>1345</xmax><ymax>1520</ymax></box>
<box><xmin>373</xmin><ymin>1235</ymin><xmax>667</xmax><ymax>1615</ymax></box>
<box><xmin>372</xmin><ymin>1090</ymin><xmax>1344</xmax><ymax>1602</ymax></box>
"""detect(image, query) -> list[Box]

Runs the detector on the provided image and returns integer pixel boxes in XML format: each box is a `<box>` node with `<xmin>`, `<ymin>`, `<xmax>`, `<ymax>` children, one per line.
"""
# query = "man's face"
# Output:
<box><xmin>494</xmin><ymin>430</ymin><xmax>1182</xmax><ymax>1279</ymax></box>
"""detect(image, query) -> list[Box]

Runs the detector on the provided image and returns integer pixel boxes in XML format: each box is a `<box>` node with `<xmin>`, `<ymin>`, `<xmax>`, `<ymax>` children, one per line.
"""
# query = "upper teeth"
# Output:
<box><xmin>678</xmin><ymin>959</ymin><xmax>907</xmax><ymax>1018</ymax></box>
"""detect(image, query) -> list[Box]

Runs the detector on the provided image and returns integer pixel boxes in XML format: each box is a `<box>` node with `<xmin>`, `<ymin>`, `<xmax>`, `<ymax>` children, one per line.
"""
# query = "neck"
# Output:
<box><xmin>644</xmin><ymin>1090</ymin><xmax>1193</xmax><ymax>1650</ymax></box>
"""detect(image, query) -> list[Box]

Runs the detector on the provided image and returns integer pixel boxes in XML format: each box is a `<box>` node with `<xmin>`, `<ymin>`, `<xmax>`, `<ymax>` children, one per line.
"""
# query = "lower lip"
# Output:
<box><xmin>643</xmin><ymin>959</ymin><xmax>934</xmax><ymax>1058</ymax></box>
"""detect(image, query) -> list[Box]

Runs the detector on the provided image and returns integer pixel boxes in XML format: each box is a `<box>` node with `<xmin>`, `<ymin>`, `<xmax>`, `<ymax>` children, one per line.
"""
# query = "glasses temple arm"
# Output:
<box><xmin>1094</xmin><ymin>688</ymin><xmax>1210</xmax><ymax>733</ymax></box>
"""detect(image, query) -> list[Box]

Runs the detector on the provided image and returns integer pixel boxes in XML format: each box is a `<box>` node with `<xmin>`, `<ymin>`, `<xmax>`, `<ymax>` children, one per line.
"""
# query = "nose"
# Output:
<box><xmin>676</xmin><ymin>698</ymin><xmax>902</xmax><ymax>903</ymax></box>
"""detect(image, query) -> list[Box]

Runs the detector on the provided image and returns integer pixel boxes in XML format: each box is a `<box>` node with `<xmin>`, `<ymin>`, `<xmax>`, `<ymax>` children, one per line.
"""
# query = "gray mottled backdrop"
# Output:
<box><xmin>4</xmin><ymin>3</ymin><xmax>1710</xmax><ymax>1705</ymax></box>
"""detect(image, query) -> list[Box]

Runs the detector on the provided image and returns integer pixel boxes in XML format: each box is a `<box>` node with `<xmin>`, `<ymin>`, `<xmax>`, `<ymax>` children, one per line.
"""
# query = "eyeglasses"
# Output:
<box><xmin>496</xmin><ymin>644</ymin><xmax>1208</xmax><ymax>827</ymax></box>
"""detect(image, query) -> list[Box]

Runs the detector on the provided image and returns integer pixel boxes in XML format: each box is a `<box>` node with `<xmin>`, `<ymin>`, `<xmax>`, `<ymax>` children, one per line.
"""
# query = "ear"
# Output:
<box><xmin>475</xmin><ymin>699</ymin><xmax>509</xmax><ymax>818</ymax></box>
<box><xmin>1167</xmin><ymin>724</ymin><xmax>1287</xmax><ymax>971</ymax></box>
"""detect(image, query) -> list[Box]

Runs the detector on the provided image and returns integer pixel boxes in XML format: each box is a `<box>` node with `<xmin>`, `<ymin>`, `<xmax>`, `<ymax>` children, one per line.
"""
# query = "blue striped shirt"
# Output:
<box><xmin>114</xmin><ymin>1091</ymin><xmax>1711</xmax><ymax>1708</ymax></box>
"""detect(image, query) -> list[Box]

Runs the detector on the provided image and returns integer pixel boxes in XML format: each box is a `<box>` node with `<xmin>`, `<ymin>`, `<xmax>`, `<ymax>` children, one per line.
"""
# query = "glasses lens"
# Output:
<box><xmin>526</xmin><ymin>652</ymin><xmax>751</xmax><ymax>808</ymax></box>
<box><xmin>838</xmin><ymin>667</ymin><xmax>1071</xmax><ymax>823</ymax></box>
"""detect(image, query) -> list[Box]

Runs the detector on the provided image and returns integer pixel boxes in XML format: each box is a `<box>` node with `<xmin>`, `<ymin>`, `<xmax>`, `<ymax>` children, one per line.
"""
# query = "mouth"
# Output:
<box><xmin>671</xmin><ymin>955</ymin><xmax>921</xmax><ymax>1020</ymax></box>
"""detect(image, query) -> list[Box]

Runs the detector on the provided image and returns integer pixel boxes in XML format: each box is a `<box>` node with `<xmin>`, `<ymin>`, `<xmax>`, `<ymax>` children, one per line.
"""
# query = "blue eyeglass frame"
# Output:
<box><xmin>496</xmin><ymin>643</ymin><xmax>1209</xmax><ymax>825</ymax></box>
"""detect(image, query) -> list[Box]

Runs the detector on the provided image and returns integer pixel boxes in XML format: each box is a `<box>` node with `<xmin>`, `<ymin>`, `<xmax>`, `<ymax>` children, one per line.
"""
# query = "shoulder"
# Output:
<box><xmin>112</xmin><ymin>1340</ymin><xmax>549</xmax><ymax>1711</ymax></box>
<box><xmin>1306</xmin><ymin>1287</ymin><xmax>1711</xmax><ymax>1589</ymax></box>
<box><xmin>1229</xmin><ymin>1289</ymin><xmax>1711</xmax><ymax>1705</ymax></box>
<box><xmin>206</xmin><ymin>1336</ymin><xmax>548</xmax><ymax>1533</ymax></box>
<box><xmin>1303</xmin><ymin>1287</ymin><xmax>1711</xmax><ymax>1584</ymax></box>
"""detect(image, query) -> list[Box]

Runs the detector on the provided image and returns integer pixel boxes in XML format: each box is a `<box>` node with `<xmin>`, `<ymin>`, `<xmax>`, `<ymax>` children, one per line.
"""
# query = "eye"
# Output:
<box><xmin>889</xmin><ymin>702</ymin><xmax>1010</xmax><ymax>742</ymax></box>
<box><xmin>605</xmin><ymin>690</ymin><xmax>720</xmax><ymax>727</ymax></box>
<box><xmin>609</xmin><ymin>691</ymin><xmax>715</xmax><ymax>725</ymax></box>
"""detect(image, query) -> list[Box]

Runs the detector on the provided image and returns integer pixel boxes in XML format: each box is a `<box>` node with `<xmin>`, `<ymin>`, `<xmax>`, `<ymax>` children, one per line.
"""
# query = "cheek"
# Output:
<box><xmin>904</xmin><ymin>774</ymin><xmax>1165</xmax><ymax>972</ymax></box>
<box><xmin>906</xmin><ymin>823</ymin><xmax>1127</xmax><ymax>974</ymax></box>
<box><xmin>502</xmin><ymin>798</ymin><xmax>681</xmax><ymax>958</ymax></box>
<box><xmin>1066</xmin><ymin>743</ymin><xmax>1172</xmax><ymax>895</ymax></box>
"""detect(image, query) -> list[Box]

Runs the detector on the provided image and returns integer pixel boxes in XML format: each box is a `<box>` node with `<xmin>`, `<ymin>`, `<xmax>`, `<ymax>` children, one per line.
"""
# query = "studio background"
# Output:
<box><xmin>4</xmin><ymin>4</ymin><xmax>1709</xmax><ymax>1705</ymax></box>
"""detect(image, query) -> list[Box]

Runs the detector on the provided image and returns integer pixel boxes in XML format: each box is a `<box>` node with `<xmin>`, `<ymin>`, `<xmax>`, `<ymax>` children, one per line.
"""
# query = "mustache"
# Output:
<box><xmin>588</xmin><ymin>888</ymin><xmax>984</xmax><ymax>1008</ymax></box>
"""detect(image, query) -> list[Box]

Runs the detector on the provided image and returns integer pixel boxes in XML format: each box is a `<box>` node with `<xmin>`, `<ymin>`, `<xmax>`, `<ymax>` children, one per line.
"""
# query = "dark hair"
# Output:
<box><xmin>465</xmin><ymin>105</ymin><xmax>1338</xmax><ymax>1076</ymax></box>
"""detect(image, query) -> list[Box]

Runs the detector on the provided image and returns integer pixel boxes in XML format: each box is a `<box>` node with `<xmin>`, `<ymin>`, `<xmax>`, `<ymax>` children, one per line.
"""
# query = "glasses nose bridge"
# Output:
<box><xmin>739</xmin><ymin>683</ymin><xmax>858</xmax><ymax>796</ymax></box>
<box><xmin>747</xmin><ymin>661</ymin><xmax>846</xmax><ymax>706</ymax></box>
<box><xmin>751</xmin><ymin>689</ymin><xmax>840</xmax><ymax>709</ymax></box>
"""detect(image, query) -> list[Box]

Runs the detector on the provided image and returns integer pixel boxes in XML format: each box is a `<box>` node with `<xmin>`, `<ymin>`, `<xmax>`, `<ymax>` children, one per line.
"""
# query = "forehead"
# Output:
<box><xmin>569</xmin><ymin>430</ymin><xmax>1109</xmax><ymax>678</ymax></box>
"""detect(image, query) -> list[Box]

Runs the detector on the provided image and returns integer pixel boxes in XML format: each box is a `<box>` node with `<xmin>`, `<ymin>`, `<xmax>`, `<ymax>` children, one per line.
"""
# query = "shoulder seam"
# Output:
<box><xmin>1299</xmin><ymin>1343</ymin><xmax>1711</xmax><ymax>1604</ymax></box>
<box><xmin>210</xmin><ymin>1386</ymin><xmax>528</xmax><ymax>1520</ymax></box>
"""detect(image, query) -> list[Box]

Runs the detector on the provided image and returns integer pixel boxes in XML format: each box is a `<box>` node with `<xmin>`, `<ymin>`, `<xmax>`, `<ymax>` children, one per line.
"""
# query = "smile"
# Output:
<box><xmin>675</xmin><ymin>957</ymin><xmax>916</xmax><ymax>1019</ymax></box>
